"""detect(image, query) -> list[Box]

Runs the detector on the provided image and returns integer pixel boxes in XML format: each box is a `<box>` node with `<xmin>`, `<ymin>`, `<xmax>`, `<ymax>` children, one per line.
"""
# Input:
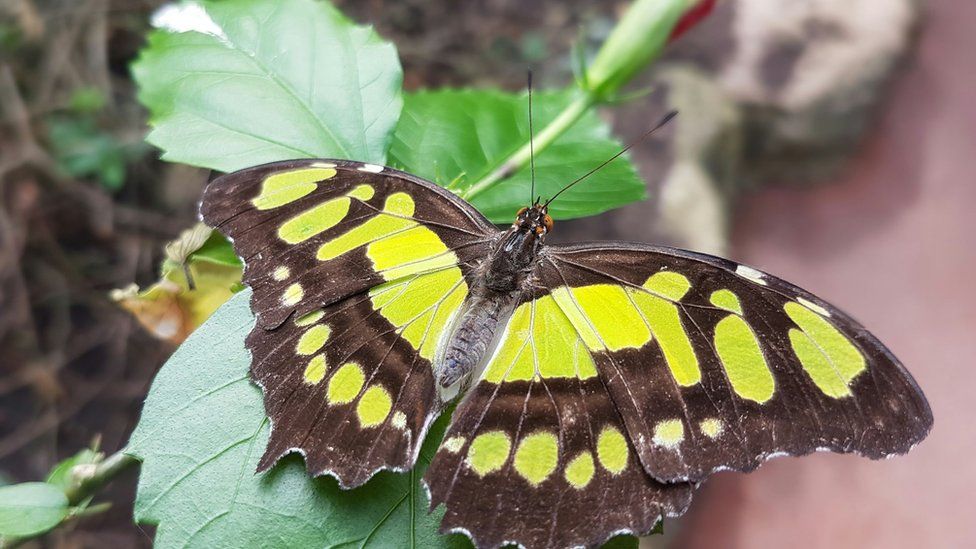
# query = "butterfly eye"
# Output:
<box><xmin>516</xmin><ymin>207</ymin><xmax>528</xmax><ymax>217</ymax></box>
<box><xmin>543</xmin><ymin>215</ymin><xmax>554</xmax><ymax>232</ymax></box>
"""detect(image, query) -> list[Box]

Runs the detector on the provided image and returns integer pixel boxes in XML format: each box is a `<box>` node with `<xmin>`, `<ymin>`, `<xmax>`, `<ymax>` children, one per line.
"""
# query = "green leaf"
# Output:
<box><xmin>0</xmin><ymin>482</ymin><xmax>69</xmax><ymax>538</ymax></box>
<box><xmin>126</xmin><ymin>290</ymin><xmax>468</xmax><ymax>548</ymax></box>
<box><xmin>389</xmin><ymin>89</ymin><xmax>646</xmax><ymax>222</ymax></box>
<box><xmin>133</xmin><ymin>0</ymin><xmax>403</xmax><ymax>173</ymax></box>
<box><xmin>192</xmin><ymin>231</ymin><xmax>242</xmax><ymax>268</ymax></box>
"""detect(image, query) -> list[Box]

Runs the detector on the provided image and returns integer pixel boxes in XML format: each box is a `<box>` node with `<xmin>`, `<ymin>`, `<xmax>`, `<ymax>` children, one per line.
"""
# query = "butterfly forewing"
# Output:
<box><xmin>201</xmin><ymin>160</ymin><xmax>494</xmax><ymax>329</ymax></box>
<box><xmin>536</xmin><ymin>243</ymin><xmax>932</xmax><ymax>483</ymax></box>
<box><xmin>200</xmin><ymin>160</ymin><xmax>494</xmax><ymax>485</ymax></box>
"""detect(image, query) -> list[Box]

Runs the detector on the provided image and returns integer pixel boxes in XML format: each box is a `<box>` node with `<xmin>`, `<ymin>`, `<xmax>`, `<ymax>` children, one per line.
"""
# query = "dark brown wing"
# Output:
<box><xmin>201</xmin><ymin>159</ymin><xmax>496</xmax><ymax>486</ymax></box>
<box><xmin>534</xmin><ymin>241</ymin><xmax>932</xmax><ymax>483</ymax></box>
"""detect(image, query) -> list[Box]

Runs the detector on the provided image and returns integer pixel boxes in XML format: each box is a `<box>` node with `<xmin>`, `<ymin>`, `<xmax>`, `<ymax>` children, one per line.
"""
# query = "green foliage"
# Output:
<box><xmin>133</xmin><ymin>0</ymin><xmax>648</xmax><ymax>223</ymax></box>
<box><xmin>133</xmin><ymin>0</ymin><xmax>403</xmax><ymax>173</ymax></box>
<box><xmin>390</xmin><ymin>89</ymin><xmax>645</xmax><ymax>220</ymax></box>
<box><xmin>126</xmin><ymin>290</ymin><xmax>468</xmax><ymax>548</ymax></box>
<box><xmin>47</xmin><ymin>116</ymin><xmax>143</xmax><ymax>191</ymax></box>
<box><xmin>0</xmin><ymin>482</ymin><xmax>68</xmax><ymax>539</ymax></box>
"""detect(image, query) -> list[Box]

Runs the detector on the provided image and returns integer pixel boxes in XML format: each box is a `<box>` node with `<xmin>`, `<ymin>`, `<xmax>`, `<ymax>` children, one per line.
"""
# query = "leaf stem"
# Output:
<box><xmin>461</xmin><ymin>92</ymin><xmax>595</xmax><ymax>201</ymax></box>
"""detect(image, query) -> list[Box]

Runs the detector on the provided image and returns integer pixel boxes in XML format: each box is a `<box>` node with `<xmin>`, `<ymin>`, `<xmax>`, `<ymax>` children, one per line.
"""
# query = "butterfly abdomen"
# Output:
<box><xmin>438</xmin><ymin>293</ymin><xmax>517</xmax><ymax>389</ymax></box>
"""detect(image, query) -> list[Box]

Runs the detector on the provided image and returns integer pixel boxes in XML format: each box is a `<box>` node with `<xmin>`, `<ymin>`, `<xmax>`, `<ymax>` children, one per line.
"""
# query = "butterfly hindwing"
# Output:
<box><xmin>537</xmin><ymin>243</ymin><xmax>933</xmax><ymax>483</ymax></box>
<box><xmin>424</xmin><ymin>294</ymin><xmax>692</xmax><ymax>548</ymax></box>
<box><xmin>201</xmin><ymin>160</ymin><xmax>494</xmax><ymax>486</ymax></box>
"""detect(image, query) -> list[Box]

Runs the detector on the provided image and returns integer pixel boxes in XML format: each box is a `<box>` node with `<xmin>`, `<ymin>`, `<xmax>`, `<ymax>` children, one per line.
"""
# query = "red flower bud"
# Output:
<box><xmin>669</xmin><ymin>0</ymin><xmax>717</xmax><ymax>42</ymax></box>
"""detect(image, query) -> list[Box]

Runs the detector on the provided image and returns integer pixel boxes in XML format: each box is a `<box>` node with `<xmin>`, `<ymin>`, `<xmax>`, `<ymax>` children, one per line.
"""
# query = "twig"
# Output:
<box><xmin>1</xmin><ymin>451</ymin><xmax>140</xmax><ymax>549</ymax></box>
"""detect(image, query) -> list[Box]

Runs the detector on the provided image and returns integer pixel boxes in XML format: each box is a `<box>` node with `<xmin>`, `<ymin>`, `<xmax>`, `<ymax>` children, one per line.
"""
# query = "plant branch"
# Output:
<box><xmin>63</xmin><ymin>451</ymin><xmax>139</xmax><ymax>506</ymax></box>
<box><xmin>459</xmin><ymin>0</ymin><xmax>699</xmax><ymax>202</ymax></box>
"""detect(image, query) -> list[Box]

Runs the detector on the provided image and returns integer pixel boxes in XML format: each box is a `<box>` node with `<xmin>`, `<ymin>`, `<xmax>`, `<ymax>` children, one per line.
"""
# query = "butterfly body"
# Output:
<box><xmin>201</xmin><ymin>159</ymin><xmax>931</xmax><ymax>549</ymax></box>
<box><xmin>439</xmin><ymin>205</ymin><xmax>551</xmax><ymax>389</ymax></box>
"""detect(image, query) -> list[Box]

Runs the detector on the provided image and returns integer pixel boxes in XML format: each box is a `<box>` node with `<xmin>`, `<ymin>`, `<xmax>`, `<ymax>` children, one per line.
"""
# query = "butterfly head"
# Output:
<box><xmin>514</xmin><ymin>203</ymin><xmax>554</xmax><ymax>237</ymax></box>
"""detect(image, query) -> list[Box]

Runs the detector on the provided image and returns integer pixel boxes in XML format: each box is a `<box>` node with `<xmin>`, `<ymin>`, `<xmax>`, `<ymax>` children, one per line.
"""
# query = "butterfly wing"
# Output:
<box><xmin>424</xmin><ymin>293</ymin><xmax>693</xmax><ymax>548</ymax></box>
<box><xmin>425</xmin><ymin>240</ymin><xmax>931</xmax><ymax>547</ymax></box>
<box><xmin>201</xmin><ymin>159</ymin><xmax>496</xmax><ymax>486</ymax></box>
<box><xmin>537</xmin><ymin>242</ymin><xmax>933</xmax><ymax>483</ymax></box>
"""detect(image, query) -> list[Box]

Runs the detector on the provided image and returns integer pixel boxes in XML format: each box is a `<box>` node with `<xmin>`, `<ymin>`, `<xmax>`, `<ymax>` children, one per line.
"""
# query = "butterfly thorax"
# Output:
<box><xmin>435</xmin><ymin>205</ymin><xmax>551</xmax><ymax>390</ymax></box>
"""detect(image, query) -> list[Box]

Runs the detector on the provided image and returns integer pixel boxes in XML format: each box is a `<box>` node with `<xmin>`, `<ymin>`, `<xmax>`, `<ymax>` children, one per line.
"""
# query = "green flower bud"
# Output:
<box><xmin>585</xmin><ymin>0</ymin><xmax>697</xmax><ymax>99</ymax></box>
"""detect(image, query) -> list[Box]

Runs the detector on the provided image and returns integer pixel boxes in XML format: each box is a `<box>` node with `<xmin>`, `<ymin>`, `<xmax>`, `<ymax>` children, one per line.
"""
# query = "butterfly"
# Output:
<box><xmin>200</xmin><ymin>157</ymin><xmax>932</xmax><ymax>548</ymax></box>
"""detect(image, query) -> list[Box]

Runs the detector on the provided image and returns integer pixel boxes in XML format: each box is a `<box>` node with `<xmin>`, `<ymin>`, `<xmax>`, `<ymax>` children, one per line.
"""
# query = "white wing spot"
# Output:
<box><xmin>358</xmin><ymin>164</ymin><xmax>384</xmax><ymax>173</ymax></box>
<box><xmin>310</xmin><ymin>162</ymin><xmax>337</xmax><ymax>168</ymax></box>
<box><xmin>392</xmin><ymin>411</ymin><xmax>407</xmax><ymax>430</ymax></box>
<box><xmin>735</xmin><ymin>265</ymin><xmax>768</xmax><ymax>286</ymax></box>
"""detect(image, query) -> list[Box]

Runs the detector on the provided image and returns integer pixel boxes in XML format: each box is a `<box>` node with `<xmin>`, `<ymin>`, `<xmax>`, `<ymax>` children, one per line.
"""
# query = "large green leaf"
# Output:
<box><xmin>134</xmin><ymin>0</ymin><xmax>403</xmax><ymax>172</ymax></box>
<box><xmin>126</xmin><ymin>290</ymin><xmax>468</xmax><ymax>548</ymax></box>
<box><xmin>389</xmin><ymin>89</ymin><xmax>647</xmax><ymax>222</ymax></box>
<box><xmin>0</xmin><ymin>482</ymin><xmax>68</xmax><ymax>538</ymax></box>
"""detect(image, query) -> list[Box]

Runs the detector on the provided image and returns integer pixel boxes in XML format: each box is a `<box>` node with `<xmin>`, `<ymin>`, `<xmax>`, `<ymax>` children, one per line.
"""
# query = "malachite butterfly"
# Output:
<box><xmin>201</xmin><ymin>158</ymin><xmax>932</xmax><ymax>548</ymax></box>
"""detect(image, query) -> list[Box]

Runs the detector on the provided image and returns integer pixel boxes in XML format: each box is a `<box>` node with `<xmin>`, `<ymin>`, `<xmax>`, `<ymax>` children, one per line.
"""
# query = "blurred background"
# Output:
<box><xmin>0</xmin><ymin>0</ymin><xmax>972</xmax><ymax>547</ymax></box>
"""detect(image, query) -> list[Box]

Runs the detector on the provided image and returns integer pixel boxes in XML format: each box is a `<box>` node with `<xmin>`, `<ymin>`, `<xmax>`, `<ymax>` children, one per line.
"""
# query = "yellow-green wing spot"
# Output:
<box><xmin>547</xmin><ymin>275</ymin><xmax>700</xmax><ymax>386</ymax></box>
<box><xmin>513</xmin><ymin>432</ymin><xmax>559</xmax><ymax>485</ymax></box>
<box><xmin>278</xmin><ymin>197</ymin><xmax>350</xmax><ymax>244</ymax></box>
<box><xmin>550</xmin><ymin>285</ymin><xmax>651</xmax><ymax>351</ymax></box>
<box><xmin>709</xmin><ymin>289</ymin><xmax>743</xmax><ymax>315</ymax></box>
<box><xmin>368</xmin><ymin>225</ymin><xmax>459</xmax><ymax>280</ymax></box>
<box><xmin>467</xmin><ymin>431</ymin><xmax>511</xmax><ymax>476</ymax></box>
<box><xmin>272</xmin><ymin>265</ymin><xmax>291</xmax><ymax>281</ymax></box>
<box><xmin>282</xmin><ymin>283</ymin><xmax>304</xmax><ymax>306</ymax></box>
<box><xmin>296</xmin><ymin>324</ymin><xmax>332</xmax><ymax>356</ymax></box>
<box><xmin>626</xmin><ymin>273</ymin><xmax>701</xmax><ymax>387</ymax></box>
<box><xmin>327</xmin><ymin>362</ymin><xmax>365</xmax><ymax>405</ymax></box>
<box><xmin>303</xmin><ymin>355</ymin><xmax>327</xmax><ymax>385</ymax></box>
<box><xmin>347</xmin><ymin>184</ymin><xmax>375</xmax><ymax>201</ymax></box>
<box><xmin>317</xmin><ymin>192</ymin><xmax>416</xmax><ymax>261</ymax></box>
<box><xmin>356</xmin><ymin>385</ymin><xmax>393</xmax><ymax>427</ymax></box>
<box><xmin>370</xmin><ymin>268</ymin><xmax>468</xmax><ymax>360</ymax></box>
<box><xmin>713</xmin><ymin>315</ymin><xmax>775</xmax><ymax>403</ymax></box>
<box><xmin>564</xmin><ymin>451</ymin><xmax>596</xmax><ymax>489</ymax></box>
<box><xmin>596</xmin><ymin>426</ymin><xmax>628</xmax><ymax>474</ymax></box>
<box><xmin>699</xmin><ymin>418</ymin><xmax>723</xmax><ymax>439</ymax></box>
<box><xmin>482</xmin><ymin>296</ymin><xmax>598</xmax><ymax>383</ymax></box>
<box><xmin>785</xmin><ymin>302</ymin><xmax>866</xmax><ymax>398</ymax></box>
<box><xmin>252</xmin><ymin>167</ymin><xmax>336</xmax><ymax>210</ymax></box>
<box><xmin>643</xmin><ymin>271</ymin><xmax>691</xmax><ymax>301</ymax></box>
<box><xmin>652</xmin><ymin>419</ymin><xmax>685</xmax><ymax>449</ymax></box>
<box><xmin>294</xmin><ymin>310</ymin><xmax>324</xmax><ymax>327</ymax></box>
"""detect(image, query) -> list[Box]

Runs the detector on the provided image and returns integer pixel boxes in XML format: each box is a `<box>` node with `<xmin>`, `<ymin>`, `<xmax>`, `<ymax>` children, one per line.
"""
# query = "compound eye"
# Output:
<box><xmin>543</xmin><ymin>214</ymin><xmax>554</xmax><ymax>232</ymax></box>
<box><xmin>516</xmin><ymin>207</ymin><xmax>528</xmax><ymax>216</ymax></box>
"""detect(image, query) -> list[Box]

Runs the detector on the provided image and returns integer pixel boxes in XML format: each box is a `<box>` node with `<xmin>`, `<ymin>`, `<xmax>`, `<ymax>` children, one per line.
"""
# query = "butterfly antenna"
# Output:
<box><xmin>544</xmin><ymin>110</ymin><xmax>678</xmax><ymax>208</ymax></box>
<box><xmin>527</xmin><ymin>69</ymin><xmax>537</xmax><ymax>206</ymax></box>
